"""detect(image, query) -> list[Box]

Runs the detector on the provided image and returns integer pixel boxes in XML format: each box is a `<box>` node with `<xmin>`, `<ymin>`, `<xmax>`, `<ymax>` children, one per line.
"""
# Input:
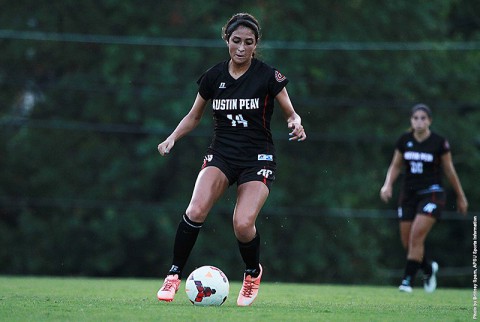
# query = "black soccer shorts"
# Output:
<box><xmin>398</xmin><ymin>189</ymin><xmax>446</xmax><ymax>221</ymax></box>
<box><xmin>200</xmin><ymin>151</ymin><xmax>276</xmax><ymax>190</ymax></box>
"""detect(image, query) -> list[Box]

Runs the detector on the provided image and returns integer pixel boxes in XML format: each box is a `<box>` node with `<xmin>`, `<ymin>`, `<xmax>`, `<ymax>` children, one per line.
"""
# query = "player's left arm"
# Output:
<box><xmin>441</xmin><ymin>151</ymin><xmax>468</xmax><ymax>215</ymax></box>
<box><xmin>275</xmin><ymin>87</ymin><xmax>306</xmax><ymax>141</ymax></box>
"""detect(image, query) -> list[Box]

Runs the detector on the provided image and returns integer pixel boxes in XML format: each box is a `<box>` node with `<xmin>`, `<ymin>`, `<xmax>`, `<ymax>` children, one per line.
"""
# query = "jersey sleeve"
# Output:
<box><xmin>440</xmin><ymin>137</ymin><xmax>451</xmax><ymax>155</ymax></box>
<box><xmin>268</xmin><ymin>69</ymin><xmax>289</xmax><ymax>97</ymax></box>
<box><xmin>395</xmin><ymin>133</ymin><xmax>407</xmax><ymax>153</ymax></box>
<box><xmin>197</xmin><ymin>69</ymin><xmax>214</xmax><ymax>101</ymax></box>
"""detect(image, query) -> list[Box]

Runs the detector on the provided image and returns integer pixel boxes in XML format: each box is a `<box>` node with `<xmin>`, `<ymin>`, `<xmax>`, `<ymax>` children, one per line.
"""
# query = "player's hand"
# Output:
<box><xmin>457</xmin><ymin>195</ymin><xmax>468</xmax><ymax>216</ymax></box>
<box><xmin>380</xmin><ymin>186</ymin><xmax>392</xmax><ymax>203</ymax></box>
<box><xmin>288</xmin><ymin>122</ymin><xmax>306</xmax><ymax>141</ymax></box>
<box><xmin>158</xmin><ymin>138</ymin><xmax>175</xmax><ymax>156</ymax></box>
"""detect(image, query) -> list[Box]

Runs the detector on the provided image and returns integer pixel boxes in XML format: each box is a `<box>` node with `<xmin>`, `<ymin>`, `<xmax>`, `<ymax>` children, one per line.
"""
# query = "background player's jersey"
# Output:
<box><xmin>197</xmin><ymin>58</ymin><xmax>288</xmax><ymax>165</ymax></box>
<box><xmin>396</xmin><ymin>131</ymin><xmax>450</xmax><ymax>191</ymax></box>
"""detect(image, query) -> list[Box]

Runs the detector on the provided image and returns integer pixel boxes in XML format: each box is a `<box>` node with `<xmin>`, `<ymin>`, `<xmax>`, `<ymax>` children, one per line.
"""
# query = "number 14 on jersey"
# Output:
<box><xmin>227</xmin><ymin>114</ymin><xmax>249</xmax><ymax>127</ymax></box>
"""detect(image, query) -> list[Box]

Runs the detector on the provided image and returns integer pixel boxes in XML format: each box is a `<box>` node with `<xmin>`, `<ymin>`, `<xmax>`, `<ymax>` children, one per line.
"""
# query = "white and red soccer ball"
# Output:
<box><xmin>185</xmin><ymin>265</ymin><xmax>229</xmax><ymax>306</ymax></box>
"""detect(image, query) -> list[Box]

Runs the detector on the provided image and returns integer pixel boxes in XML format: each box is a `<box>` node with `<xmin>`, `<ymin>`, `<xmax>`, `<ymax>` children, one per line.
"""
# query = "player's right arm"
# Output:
<box><xmin>380</xmin><ymin>149</ymin><xmax>403</xmax><ymax>203</ymax></box>
<box><xmin>158</xmin><ymin>93</ymin><xmax>208</xmax><ymax>156</ymax></box>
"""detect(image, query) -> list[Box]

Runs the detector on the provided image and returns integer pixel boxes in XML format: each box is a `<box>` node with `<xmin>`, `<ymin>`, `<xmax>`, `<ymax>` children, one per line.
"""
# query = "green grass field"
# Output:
<box><xmin>0</xmin><ymin>276</ymin><xmax>473</xmax><ymax>321</ymax></box>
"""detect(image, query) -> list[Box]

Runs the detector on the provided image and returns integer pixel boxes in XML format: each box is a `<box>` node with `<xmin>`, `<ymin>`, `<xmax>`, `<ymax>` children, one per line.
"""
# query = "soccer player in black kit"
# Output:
<box><xmin>156</xmin><ymin>13</ymin><xmax>306</xmax><ymax>306</ymax></box>
<box><xmin>380</xmin><ymin>104</ymin><xmax>468</xmax><ymax>293</ymax></box>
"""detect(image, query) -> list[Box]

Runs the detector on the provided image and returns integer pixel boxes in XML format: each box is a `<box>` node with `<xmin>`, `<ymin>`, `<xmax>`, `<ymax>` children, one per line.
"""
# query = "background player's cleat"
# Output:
<box><xmin>398</xmin><ymin>279</ymin><xmax>413</xmax><ymax>293</ymax></box>
<box><xmin>423</xmin><ymin>261</ymin><xmax>439</xmax><ymax>293</ymax></box>
<box><xmin>237</xmin><ymin>264</ymin><xmax>263</xmax><ymax>306</ymax></box>
<box><xmin>157</xmin><ymin>274</ymin><xmax>181</xmax><ymax>302</ymax></box>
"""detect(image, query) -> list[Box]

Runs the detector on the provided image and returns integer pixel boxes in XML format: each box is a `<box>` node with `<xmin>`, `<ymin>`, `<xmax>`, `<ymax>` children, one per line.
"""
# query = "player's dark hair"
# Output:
<box><xmin>222</xmin><ymin>13</ymin><xmax>261</xmax><ymax>43</ymax></box>
<box><xmin>411</xmin><ymin>103</ymin><xmax>432</xmax><ymax>118</ymax></box>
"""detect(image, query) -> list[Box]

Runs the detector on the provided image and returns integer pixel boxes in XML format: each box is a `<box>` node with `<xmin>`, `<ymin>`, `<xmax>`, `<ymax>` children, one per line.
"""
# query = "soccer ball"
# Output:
<box><xmin>185</xmin><ymin>265</ymin><xmax>229</xmax><ymax>306</ymax></box>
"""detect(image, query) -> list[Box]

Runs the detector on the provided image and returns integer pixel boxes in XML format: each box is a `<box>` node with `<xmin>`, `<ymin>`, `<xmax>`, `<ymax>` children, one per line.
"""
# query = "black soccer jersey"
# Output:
<box><xmin>396</xmin><ymin>131</ymin><xmax>450</xmax><ymax>191</ymax></box>
<box><xmin>197</xmin><ymin>58</ymin><xmax>288</xmax><ymax>165</ymax></box>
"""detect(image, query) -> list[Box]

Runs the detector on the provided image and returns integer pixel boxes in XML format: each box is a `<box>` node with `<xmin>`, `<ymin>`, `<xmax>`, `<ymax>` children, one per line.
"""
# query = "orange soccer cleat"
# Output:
<box><xmin>157</xmin><ymin>274</ymin><xmax>181</xmax><ymax>302</ymax></box>
<box><xmin>237</xmin><ymin>264</ymin><xmax>263</xmax><ymax>306</ymax></box>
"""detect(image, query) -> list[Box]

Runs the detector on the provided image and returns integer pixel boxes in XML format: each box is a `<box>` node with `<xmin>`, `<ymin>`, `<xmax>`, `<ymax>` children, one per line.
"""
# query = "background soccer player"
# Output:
<box><xmin>380</xmin><ymin>103</ymin><xmax>468</xmax><ymax>293</ymax></box>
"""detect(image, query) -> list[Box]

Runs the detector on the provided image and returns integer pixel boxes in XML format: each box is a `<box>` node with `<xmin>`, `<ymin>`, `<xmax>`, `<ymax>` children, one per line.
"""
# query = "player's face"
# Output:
<box><xmin>410</xmin><ymin>110</ymin><xmax>431</xmax><ymax>133</ymax></box>
<box><xmin>227</xmin><ymin>26</ymin><xmax>257</xmax><ymax>67</ymax></box>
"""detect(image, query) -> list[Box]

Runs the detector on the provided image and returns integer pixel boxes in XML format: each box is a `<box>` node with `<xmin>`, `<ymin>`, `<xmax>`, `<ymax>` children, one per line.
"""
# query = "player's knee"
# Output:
<box><xmin>234</xmin><ymin>223</ymin><xmax>256</xmax><ymax>241</ymax></box>
<box><xmin>186</xmin><ymin>203</ymin><xmax>208</xmax><ymax>222</ymax></box>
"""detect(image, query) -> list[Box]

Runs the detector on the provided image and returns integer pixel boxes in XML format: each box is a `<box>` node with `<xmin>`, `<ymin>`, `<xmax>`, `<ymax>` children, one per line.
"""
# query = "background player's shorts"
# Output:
<box><xmin>200</xmin><ymin>152</ymin><xmax>276</xmax><ymax>190</ymax></box>
<box><xmin>397</xmin><ymin>189</ymin><xmax>446</xmax><ymax>221</ymax></box>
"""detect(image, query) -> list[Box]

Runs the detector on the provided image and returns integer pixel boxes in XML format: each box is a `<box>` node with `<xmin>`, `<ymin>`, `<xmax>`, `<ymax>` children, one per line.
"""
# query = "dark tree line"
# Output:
<box><xmin>0</xmin><ymin>0</ymin><xmax>478</xmax><ymax>286</ymax></box>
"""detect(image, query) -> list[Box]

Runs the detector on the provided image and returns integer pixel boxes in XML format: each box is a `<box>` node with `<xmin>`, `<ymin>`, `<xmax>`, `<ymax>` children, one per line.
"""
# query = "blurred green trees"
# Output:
<box><xmin>0</xmin><ymin>0</ymin><xmax>478</xmax><ymax>286</ymax></box>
